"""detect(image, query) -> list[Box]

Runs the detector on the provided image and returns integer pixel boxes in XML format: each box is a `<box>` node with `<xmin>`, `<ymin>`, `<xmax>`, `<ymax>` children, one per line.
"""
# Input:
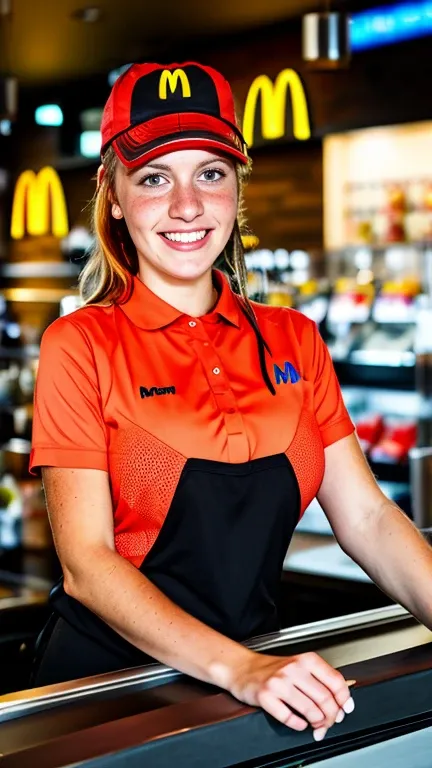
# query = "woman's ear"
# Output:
<box><xmin>107</xmin><ymin>183</ymin><xmax>123</xmax><ymax>220</ymax></box>
<box><xmin>111</xmin><ymin>202</ymin><xmax>124</xmax><ymax>220</ymax></box>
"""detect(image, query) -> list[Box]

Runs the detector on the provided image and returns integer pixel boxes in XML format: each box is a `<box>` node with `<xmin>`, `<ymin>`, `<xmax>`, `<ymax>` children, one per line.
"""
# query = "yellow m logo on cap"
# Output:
<box><xmin>243</xmin><ymin>69</ymin><xmax>311</xmax><ymax>146</ymax></box>
<box><xmin>11</xmin><ymin>166</ymin><xmax>69</xmax><ymax>240</ymax></box>
<box><xmin>159</xmin><ymin>69</ymin><xmax>191</xmax><ymax>100</ymax></box>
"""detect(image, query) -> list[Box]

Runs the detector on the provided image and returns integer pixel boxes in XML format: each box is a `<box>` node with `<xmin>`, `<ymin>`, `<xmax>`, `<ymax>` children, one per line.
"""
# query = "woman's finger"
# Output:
<box><xmin>257</xmin><ymin>689</ymin><xmax>308</xmax><ymax>731</ymax></box>
<box><xmin>297</xmin><ymin>653</ymin><xmax>353</xmax><ymax>710</ymax></box>
<box><xmin>291</xmin><ymin>670</ymin><xmax>341</xmax><ymax>726</ymax></box>
<box><xmin>266</xmin><ymin>675</ymin><xmax>327</xmax><ymax>728</ymax></box>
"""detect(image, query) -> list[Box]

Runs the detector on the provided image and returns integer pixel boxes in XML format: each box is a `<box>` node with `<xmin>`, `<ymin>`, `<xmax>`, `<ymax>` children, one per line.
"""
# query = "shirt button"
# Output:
<box><xmin>227</xmin><ymin>408</ymin><xmax>236</xmax><ymax>414</ymax></box>
<box><xmin>213</xmin><ymin>367</ymin><xmax>221</xmax><ymax>375</ymax></box>
<box><xmin>189</xmin><ymin>321</ymin><xmax>197</xmax><ymax>328</ymax></box>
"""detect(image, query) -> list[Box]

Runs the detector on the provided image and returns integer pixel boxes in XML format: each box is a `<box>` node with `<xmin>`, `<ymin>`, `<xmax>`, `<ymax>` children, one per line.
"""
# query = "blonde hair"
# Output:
<box><xmin>79</xmin><ymin>147</ymin><xmax>254</xmax><ymax>307</ymax></box>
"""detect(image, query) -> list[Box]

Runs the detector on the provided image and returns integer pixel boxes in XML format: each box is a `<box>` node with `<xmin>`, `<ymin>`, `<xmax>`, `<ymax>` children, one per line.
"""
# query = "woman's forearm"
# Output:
<box><xmin>63</xmin><ymin>546</ymin><xmax>253</xmax><ymax>687</ymax></box>
<box><xmin>344</xmin><ymin>502</ymin><xmax>432</xmax><ymax>628</ymax></box>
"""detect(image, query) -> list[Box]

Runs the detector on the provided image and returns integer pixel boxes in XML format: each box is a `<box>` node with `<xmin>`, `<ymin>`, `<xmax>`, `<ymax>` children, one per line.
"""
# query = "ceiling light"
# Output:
<box><xmin>0</xmin><ymin>119</ymin><xmax>12</xmax><ymax>135</ymax></box>
<box><xmin>72</xmin><ymin>6</ymin><xmax>102</xmax><ymax>23</ymax></box>
<box><xmin>80</xmin><ymin>107</ymin><xmax>103</xmax><ymax>131</ymax></box>
<box><xmin>0</xmin><ymin>169</ymin><xmax>8</xmax><ymax>191</ymax></box>
<box><xmin>108</xmin><ymin>64</ymin><xmax>132</xmax><ymax>86</ymax></box>
<box><xmin>302</xmin><ymin>12</ymin><xmax>351</xmax><ymax>68</ymax></box>
<box><xmin>35</xmin><ymin>104</ymin><xmax>63</xmax><ymax>126</ymax></box>
<box><xmin>80</xmin><ymin>130</ymin><xmax>101</xmax><ymax>158</ymax></box>
<box><xmin>0</xmin><ymin>76</ymin><xmax>18</xmax><ymax>121</ymax></box>
<box><xmin>0</xmin><ymin>0</ymin><xmax>12</xmax><ymax>16</ymax></box>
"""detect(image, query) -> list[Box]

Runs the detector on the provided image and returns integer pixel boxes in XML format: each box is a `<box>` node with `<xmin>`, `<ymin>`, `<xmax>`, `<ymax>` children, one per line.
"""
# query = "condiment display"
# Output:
<box><xmin>344</xmin><ymin>178</ymin><xmax>432</xmax><ymax>246</ymax></box>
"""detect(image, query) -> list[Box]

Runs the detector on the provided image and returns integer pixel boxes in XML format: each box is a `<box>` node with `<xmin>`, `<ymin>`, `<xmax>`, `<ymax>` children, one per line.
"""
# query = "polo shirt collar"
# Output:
<box><xmin>118</xmin><ymin>269</ymin><xmax>241</xmax><ymax>330</ymax></box>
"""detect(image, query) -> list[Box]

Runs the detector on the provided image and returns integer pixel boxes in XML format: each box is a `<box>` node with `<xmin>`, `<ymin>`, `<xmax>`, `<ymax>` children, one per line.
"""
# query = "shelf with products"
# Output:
<box><xmin>2</xmin><ymin>287</ymin><xmax>79</xmax><ymax>303</ymax></box>
<box><xmin>0</xmin><ymin>261</ymin><xmax>82</xmax><ymax>279</ymax></box>
<box><xmin>334</xmin><ymin>359</ymin><xmax>415</xmax><ymax>391</ymax></box>
<box><xmin>343</xmin><ymin>385</ymin><xmax>420</xmax><ymax>483</ymax></box>
<box><xmin>0</xmin><ymin>401</ymin><xmax>33</xmax><ymax>414</ymax></box>
<box><xmin>328</xmin><ymin>241</ymin><xmax>432</xmax><ymax>255</ymax></box>
<box><xmin>0</xmin><ymin>339</ymin><xmax>37</xmax><ymax>443</ymax></box>
<box><xmin>343</xmin><ymin>178</ymin><xmax>432</xmax><ymax>246</ymax></box>
<box><xmin>324</xmin><ymin>122</ymin><xmax>432</xmax><ymax>252</ymax></box>
<box><xmin>342</xmin><ymin>385</ymin><xmax>422</xmax><ymax>418</ymax></box>
<box><xmin>0</xmin><ymin>346</ymin><xmax>40</xmax><ymax>360</ymax></box>
<box><xmin>366</xmin><ymin>459</ymin><xmax>410</xmax><ymax>485</ymax></box>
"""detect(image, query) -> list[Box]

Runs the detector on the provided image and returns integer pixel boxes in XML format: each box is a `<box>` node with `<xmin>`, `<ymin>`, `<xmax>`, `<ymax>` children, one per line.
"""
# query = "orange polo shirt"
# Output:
<box><xmin>30</xmin><ymin>269</ymin><xmax>354</xmax><ymax>566</ymax></box>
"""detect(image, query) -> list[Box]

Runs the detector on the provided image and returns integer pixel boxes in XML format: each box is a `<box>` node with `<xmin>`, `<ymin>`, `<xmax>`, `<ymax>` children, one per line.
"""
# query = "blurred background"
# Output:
<box><xmin>1</xmin><ymin>0</ymin><xmax>432</xmax><ymax>693</ymax></box>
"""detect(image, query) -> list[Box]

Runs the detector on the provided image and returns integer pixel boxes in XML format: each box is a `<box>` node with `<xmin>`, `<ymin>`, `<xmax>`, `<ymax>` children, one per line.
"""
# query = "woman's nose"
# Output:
<box><xmin>168</xmin><ymin>183</ymin><xmax>204</xmax><ymax>221</ymax></box>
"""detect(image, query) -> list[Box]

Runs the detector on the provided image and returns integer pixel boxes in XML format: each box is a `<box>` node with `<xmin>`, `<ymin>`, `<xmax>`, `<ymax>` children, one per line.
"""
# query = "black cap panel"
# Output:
<box><xmin>130</xmin><ymin>65</ymin><xmax>221</xmax><ymax>125</ymax></box>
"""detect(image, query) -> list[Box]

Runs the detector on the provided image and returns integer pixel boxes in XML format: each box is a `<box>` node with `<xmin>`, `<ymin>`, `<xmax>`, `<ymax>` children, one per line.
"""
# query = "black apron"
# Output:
<box><xmin>33</xmin><ymin>453</ymin><xmax>301</xmax><ymax>685</ymax></box>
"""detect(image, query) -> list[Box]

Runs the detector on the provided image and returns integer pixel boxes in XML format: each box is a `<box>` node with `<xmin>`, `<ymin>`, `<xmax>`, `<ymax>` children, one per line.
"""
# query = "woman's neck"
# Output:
<box><xmin>137</xmin><ymin>265</ymin><xmax>218</xmax><ymax>317</ymax></box>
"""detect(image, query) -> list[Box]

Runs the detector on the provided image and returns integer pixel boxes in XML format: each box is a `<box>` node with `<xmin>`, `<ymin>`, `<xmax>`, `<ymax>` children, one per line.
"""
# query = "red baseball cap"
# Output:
<box><xmin>101</xmin><ymin>62</ymin><xmax>248</xmax><ymax>169</ymax></box>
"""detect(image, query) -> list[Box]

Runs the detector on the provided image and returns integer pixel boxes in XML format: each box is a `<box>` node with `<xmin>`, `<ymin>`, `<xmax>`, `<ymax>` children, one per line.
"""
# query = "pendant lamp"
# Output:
<box><xmin>302</xmin><ymin>11</ymin><xmax>351</xmax><ymax>68</ymax></box>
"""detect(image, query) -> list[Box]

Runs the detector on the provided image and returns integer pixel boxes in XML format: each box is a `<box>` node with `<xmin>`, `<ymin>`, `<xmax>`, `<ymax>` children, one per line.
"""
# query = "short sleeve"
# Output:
<box><xmin>306</xmin><ymin>321</ymin><xmax>355</xmax><ymax>448</ymax></box>
<box><xmin>30</xmin><ymin>318</ymin><xmax>108</xmax><ymax>476</ymax></box>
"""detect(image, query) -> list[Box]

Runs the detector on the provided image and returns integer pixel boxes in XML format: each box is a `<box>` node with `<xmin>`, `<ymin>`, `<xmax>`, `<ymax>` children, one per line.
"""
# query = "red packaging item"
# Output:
<box><xmin>369</xmin><ymin>422</ymin><xmax>417</xmax><ymax>463</ymax></box>
<box><xmin>356</xmin><ymin>414</ymin><xmax>385</xmax><ymax>453</ymax></box>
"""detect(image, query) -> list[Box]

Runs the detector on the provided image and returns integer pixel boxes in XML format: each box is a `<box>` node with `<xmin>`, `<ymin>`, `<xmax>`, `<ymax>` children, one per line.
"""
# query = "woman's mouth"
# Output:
<box><xmin>158</xmin><ymin>229</ymin><xmax>212</xmax><ymax>251</ymax></box>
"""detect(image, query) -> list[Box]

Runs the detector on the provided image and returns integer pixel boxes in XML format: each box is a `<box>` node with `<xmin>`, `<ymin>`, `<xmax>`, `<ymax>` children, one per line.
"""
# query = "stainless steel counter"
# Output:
<box><xmin>0</xmin><ymin>604</ymin><xmax>431</xmax><ymax>768</ymax></box>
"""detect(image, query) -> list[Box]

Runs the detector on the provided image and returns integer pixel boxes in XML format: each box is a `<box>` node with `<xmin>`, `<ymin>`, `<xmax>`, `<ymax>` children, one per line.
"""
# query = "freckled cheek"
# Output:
<box><xmin>125</xmin><ymin>196</ymin><xmax>164</xmax><ymax>236</ymax></box>
<box><xmin>204</xmin><ymin>189</ymin><xmax>237</xmax><ymax>224</ymax></box>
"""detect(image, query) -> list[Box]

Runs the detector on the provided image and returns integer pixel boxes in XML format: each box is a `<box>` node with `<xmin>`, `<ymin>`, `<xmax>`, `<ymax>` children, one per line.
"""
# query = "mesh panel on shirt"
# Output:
<box><xmin>113</xmin><ymin>426</ymin><xmax>186</xmax><ymax>561</ymax></box>
<box><xmin>286</xmin><ymin>411</ymin><xmax>325</xmax><ymax>515</ymax></box>
<box><xmin>115</xmin><ymin>530</ymin><xmax>160</xmax><ymax>560</ymax></box>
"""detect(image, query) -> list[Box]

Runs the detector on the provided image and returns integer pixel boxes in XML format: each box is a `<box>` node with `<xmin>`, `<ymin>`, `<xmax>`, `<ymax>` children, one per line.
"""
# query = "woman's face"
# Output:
<box><xmin>112</xmin><ymin>149</ymin><xmax>238</xmax><ymax>283</ymax></box>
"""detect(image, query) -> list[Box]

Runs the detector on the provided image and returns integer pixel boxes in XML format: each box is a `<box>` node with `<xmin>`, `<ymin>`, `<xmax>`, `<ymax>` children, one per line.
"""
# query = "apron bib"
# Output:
<box><xmin>49</xmin><ymin>453</ymin><xmax>301</xmax><ymax>660</ymax></box>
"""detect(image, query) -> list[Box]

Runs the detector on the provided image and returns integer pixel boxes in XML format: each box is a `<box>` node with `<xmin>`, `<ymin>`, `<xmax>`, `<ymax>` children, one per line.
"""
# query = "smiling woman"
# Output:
<box><xmin>28</xmin><ymin>61</ymin><xmax>432</xmax><ymax>747</ymax></box>
<box><xmin>81</xmin><ymin>150</ymin><xmax>251</xmax><ymax>315</ymax></box>
<box><xmin>110</xmin><ymin>150</ymin><xmax>238</xmax><ymax>292</ymax></box>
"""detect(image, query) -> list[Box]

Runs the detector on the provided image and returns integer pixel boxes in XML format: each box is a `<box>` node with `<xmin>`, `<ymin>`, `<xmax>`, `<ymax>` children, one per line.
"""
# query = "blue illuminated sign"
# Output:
<box><xmin>351</xmin><ymin>2</ymin><xmax>432</xmax><ymax>50</ymax></box>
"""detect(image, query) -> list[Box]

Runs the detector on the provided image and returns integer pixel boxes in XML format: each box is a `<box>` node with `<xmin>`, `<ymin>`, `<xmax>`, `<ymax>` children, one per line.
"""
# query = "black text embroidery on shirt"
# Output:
<box><xmin>140</xmin><ymin>386</ymin><xmax>176</xmax><ymax>398</ymax></box>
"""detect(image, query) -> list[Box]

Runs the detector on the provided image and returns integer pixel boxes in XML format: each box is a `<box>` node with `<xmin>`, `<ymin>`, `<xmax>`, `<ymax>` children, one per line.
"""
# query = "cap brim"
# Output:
<box><xmin>110</xmin><ymin>113</ymin><xmax>248</xmax><ymax>168</ymax></box>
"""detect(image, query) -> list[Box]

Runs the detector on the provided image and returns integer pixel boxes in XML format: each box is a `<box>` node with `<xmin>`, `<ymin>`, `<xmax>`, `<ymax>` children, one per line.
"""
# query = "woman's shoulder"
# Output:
<box><xmin>250</xmin><ymin>300</ymin><xmax>317</xmax><ymax>339</ymax></box>
<box><xmin>40</xmin><ymin>303</ymin><xmax>116</xmax><ymax>354</ymax></box>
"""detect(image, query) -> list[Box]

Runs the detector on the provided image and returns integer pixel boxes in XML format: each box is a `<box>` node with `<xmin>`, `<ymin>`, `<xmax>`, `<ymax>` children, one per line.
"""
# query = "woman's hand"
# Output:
<box><xmin>229</xmin><ymin>650</ymin><xmax>355</xmax><ymax>741</ymax></box>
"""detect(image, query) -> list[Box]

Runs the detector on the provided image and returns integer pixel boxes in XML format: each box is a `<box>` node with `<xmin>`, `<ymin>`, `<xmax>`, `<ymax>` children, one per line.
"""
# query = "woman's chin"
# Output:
<box><xmin>160</xmin><ymin>255</ymin><xmax>217</xmax><ymax>282</ymax></box>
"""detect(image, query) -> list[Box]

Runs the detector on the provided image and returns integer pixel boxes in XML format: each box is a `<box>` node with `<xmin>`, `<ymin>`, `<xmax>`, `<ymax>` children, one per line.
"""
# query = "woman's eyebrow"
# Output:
<box><xmin>196</xmin><ymin>157</ymin><xmax>232</xmax><ymax>169</ymax></box>
<box><xmin>126</xmin><ymin>162</ymin><xmax>171</xmax><ymax>176</ymax></box>
<box><xmin>127</xmin><ymin>157</ymin><xmax>232</xmax><ymax>177</ymax></box>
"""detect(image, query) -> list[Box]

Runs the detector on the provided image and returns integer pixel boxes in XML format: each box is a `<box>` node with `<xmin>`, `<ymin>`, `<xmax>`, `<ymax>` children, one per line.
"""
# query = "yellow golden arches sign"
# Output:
<box><xmin>159</xmin><ymin>69</ymin><xmax>191</xmax><ymax>101</ymax></box>
<box><xmin>242</xmin><ymin>69</ymin><xmax>311</xmax><ymax>147</ymax></box>
<box><xmin>10</xmin><ymin>166</ymin><xmax>69</xmax><ymax>240</ymax></box>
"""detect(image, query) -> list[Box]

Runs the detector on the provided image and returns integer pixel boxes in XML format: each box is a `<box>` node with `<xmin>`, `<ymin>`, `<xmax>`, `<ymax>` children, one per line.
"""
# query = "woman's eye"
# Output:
<box><xmin>200</xmin><ymin>169</ymin><xmax>225</xmax><ymax>182</ymax></box>
<box><xmin>142</xmin><ymin>174</ymin><xmax>166</xmax><ymax>187</ymax></box>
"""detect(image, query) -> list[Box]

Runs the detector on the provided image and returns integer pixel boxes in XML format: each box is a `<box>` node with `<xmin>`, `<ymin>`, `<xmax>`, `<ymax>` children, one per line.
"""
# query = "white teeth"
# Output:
<box><xmin>164</xmin><ymin>230</ymin><xmax>207</xmax><ymax>243</ymax></box>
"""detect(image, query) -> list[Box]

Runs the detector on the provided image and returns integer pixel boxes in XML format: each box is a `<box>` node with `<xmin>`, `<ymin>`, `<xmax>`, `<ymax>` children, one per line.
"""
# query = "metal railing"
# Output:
<box><xmin>0</xmin><ymin>603</ymin><xmax>411</xmax><ymax>720</ymax></box>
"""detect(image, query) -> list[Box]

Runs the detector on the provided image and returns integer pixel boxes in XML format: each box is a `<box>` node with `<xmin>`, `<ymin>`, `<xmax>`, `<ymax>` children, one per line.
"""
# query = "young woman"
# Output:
<box><xmin>30</xmin><ymin>62</ymin><xmax>432</xmax><ymax>743</ymax></box>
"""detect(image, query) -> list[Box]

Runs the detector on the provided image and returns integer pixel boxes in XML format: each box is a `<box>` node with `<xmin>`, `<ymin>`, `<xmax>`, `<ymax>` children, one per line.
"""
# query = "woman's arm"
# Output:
<box><xmin>42</xmin><ymin>465</ymin><xmax>352</xmax><ymax>739</ymax></box>
<box><xmin>318</xmin><ymin>434</ymin><xmax>432</xmax><ymax>628</ymax></box>
<box><xmin>43</xmin><ymin>465</ymin><xmax>251</xmax><ymax>682</ymax></box>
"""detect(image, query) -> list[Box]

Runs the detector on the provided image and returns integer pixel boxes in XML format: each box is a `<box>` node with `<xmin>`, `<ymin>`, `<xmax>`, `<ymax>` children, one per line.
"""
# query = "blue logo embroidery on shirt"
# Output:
<box><xmin>274</xmin><ymin>362</ymin><xmax>301</xmax><ymax>385</ymax></box>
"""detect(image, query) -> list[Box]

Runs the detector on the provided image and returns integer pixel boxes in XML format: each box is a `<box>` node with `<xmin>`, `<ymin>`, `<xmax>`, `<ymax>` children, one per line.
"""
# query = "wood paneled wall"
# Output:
<box><xmin>243</xmin><ymin>141</ymin><xmax>323</xmax><ymax>252</ymax></box>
